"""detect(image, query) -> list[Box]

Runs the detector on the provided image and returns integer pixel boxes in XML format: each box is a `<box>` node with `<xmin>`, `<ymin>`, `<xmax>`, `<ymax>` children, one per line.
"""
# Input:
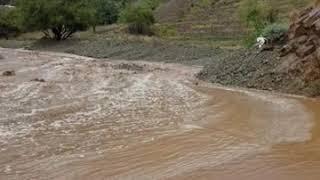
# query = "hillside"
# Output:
<box><xmin>155</xmin><ymin>0</ymin><xmax>313</xmax><ymax>39</ymax></box>
<box><xmin>198</xmin><ymin>4</ymin><xmax>320</xmax><ymax>97</ymax></box>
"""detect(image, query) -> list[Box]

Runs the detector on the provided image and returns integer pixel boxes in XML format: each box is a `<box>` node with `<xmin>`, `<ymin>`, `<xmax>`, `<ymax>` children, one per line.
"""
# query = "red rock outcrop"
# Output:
<box><xmin>281</xmin><ymin>6</ymin><xmax>320</xmax><ymax>82</ymax></box>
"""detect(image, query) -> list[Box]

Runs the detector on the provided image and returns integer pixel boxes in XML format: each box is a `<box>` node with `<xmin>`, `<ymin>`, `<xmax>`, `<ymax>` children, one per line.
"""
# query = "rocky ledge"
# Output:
<box><xmin>280</xmin><ymin>6</ymin><xmax>320</xmax><ymax>83</ymax></box>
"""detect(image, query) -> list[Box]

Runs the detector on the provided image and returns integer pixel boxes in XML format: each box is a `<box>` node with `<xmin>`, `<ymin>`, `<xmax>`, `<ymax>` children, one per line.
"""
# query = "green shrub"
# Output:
<box><xmin>0</xmin><ymin>7</ymin><xmax>20</xmax><ymax>39</ymax></box>
<box><xmin>239</xmin><ymin>0</ymin><xmax>279</xmax><ymax>32</ymax></box>
<box><xmin>137</xmin><ymin>0</ymin><xmax>160</xmax><ymax>10</ymax></box>
<box><xmin>94</xmin><ymin>0</ymin><xmax>121</xmax><ymax>25</ymax></box>
<box><xmin>261</xmin><ymin>23</ymin><xmax>288</xmax><ymax>43</ymax></box>
<box><xmin>119</xmin><ymin>5</ymin><xmax>155</xmax><ymax>35</ymax></box>
<box><xmin>239</xmin><ymin>0</ymin><xmax>280</xmax><ymax>46</ymax></box>
<box><xmin>16</xmin><ymin>0</ymin><xmax>95</xmax><ymax>40</ymax></box>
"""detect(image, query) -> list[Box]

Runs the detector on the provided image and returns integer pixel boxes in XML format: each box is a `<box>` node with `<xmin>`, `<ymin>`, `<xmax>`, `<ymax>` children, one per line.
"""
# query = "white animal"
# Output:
<box><xmin>256</xmin><ymin>36</ymin><xmax>267</xmax><ymax>48</ymax></box>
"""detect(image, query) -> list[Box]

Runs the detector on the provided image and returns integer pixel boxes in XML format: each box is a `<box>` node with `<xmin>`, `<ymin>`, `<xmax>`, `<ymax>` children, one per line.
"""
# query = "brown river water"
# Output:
<box><xmin>0</xmin><ymin>48</ymin><xmax>320</xmax><ymax>180</ymax></box>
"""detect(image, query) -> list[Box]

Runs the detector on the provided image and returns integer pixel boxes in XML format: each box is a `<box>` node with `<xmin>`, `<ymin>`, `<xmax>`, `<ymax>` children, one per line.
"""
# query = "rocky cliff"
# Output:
<box><xmin>280</xmin><ymin>6</ymin><xmax>320</xmax><ymax>84</ymax></box>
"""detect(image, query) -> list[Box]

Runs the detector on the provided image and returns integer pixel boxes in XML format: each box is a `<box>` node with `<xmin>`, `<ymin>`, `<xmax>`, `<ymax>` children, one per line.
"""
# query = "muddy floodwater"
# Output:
<box><xmin>1</xmin><ymin>48</ymin><xmax>320</xmax><ymax>180</ymax></box>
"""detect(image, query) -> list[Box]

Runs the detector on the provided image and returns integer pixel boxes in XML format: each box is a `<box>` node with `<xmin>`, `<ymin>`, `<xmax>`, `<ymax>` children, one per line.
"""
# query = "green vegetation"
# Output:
<box><xmin>0</xmin><ymin>0</ymin><xmax>313</xmax><ymax>45</ymax></box>
<box><xmin>239</xmin><ymin>0</ymin><xmax>281</xmax><ymax>46</ymax></box>
<box><xmin>261</xmin><ymin>23</ymin><xmax>288</xmax><ymax>43</ymax></box>
<box><xmin>239</xmin><ymin>0</ymin><xmax>277</xmax><ymax>31</ymax></box>
<box><xmin>94</xmin><ymin>0</ymin><xmax>122</xmax><ymax>25</ymax></box>
<box><xmin>93</xmin><ymin>0</ymin><xmax>135</xmax><ymax>26</ymax></box>
<box><xmin>238</xmin><ymin>0</ymin><xmax>313</xmax><ymax>47</ymax></box>
<box><xmin>0</xmin><ymin>0</ymin><xmax>160</xmax><ymax>39</ymax></box>
<box><xmin>119</xmin><ymin>1</ymin><xmax>156</xmax><ymax>35</ymax></box>
<box><xmin>16</xmin><ymin>0</ymin><xmax>95</xmax><ymax>40</ymax></box>
<box><xmin>137</xmin><ymin>0</ymin><xmax>160</xmax><ymax>10</ymax></box>
<box><xmin>0</xmin><ymin>6</ymin><xmax>20</xmax><ymax>39</ymax></box>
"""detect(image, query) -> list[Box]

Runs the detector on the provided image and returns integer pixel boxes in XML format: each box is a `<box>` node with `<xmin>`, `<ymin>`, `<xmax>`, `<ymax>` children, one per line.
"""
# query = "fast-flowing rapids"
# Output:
<box><xmin>0</xmin><ymin>48</ymin><xmax>320</xmax><ymax>180</ymax></box>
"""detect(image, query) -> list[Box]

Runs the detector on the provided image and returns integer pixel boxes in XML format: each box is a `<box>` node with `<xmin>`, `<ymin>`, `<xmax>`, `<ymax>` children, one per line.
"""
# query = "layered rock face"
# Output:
<box><xmin>281</xmin><ymin>6</ymin><xmax>320</xmax><ymax>82</ymax></box>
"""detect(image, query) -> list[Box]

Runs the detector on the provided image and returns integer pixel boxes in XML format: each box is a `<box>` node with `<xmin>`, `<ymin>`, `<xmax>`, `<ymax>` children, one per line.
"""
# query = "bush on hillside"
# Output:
<box><xmin>138</xmin><ymin>0</ymin><xmax>160</xmax><ymax>10</ymax></box>
<box><xmin>261</xmin><ymin>23</ymin><xmax>288</xmax><ymax>43</ymax></box>
<box><xmin>0</xmin><ymin>7</ymin><xmax>20</xmax><ymax>39</ymax></box>
<box><xmin>16</xmin><ymin>0</ymin><xmax>95</xmax><ymax>40</ymax></box>
<box><xmin>94</xmin><ymin>0</ymin><xmax>121</xmax><ymax>25</ymax></box>
<box><xmin>239</xmin><ymin>0</ymin><xmax>279</xmax><ymax>32</ymax></box>
<box><xmin>239</xmin><ymin>0</ymin><xmax>280</xmax><ymax>46</ymax></box>
<box><xmin>119</xmin><ymin>5</ymin><xmax>155</xmax><ymax>35</ymax></box>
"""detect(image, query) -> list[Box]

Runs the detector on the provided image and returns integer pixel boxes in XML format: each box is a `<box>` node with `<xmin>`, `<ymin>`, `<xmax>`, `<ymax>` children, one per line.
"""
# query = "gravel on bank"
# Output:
<box><xmin>26</xmin><ymin>38</ymin><xmax>232</xmax><ymax>66</ymax></box>
<box><xmin>197</xmin><ymin>48</ymin><xmax>320</xmax><ymax>97</ymax></box>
